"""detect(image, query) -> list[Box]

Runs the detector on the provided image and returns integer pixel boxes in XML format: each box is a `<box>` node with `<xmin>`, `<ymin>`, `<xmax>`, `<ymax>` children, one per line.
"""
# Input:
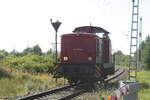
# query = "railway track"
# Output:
<box><xmin>17</xmin><ymin>84</ymin><xmax>77</xmax><ymax>100</ymax></box>
<box><xmin>105</xmin><ymin>68</ymin><xmax>125</xmax><ymax>83</ymax></box>
<box><xmin>17</xmin><ymin>68</ymin><xmax>125</xmax><ymax>100</ymax></box>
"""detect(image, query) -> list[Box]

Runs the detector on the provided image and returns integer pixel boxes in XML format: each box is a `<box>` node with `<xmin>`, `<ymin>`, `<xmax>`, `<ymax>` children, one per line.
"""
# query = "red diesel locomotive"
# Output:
<box><xmin>54</xmin><ymin>26</ymin><xmax>115</xmax><ymax>84</ymax></box>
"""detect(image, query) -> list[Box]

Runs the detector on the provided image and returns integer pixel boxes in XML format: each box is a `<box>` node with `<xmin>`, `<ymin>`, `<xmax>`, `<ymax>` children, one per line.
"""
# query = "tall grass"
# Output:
<box><xmin>0</xmin><ymin>67</ymin><xmax>65</xmax><ymax>99</ymax></box>
<box><xmin>137</xmin><ymin>70</ymin><xmax>150</xmax><ymax>100</ymax></box>
<box><xmin>76</xmin><ymin>83</ymin><xmax>116</xmax><ymax>100</ymax></box>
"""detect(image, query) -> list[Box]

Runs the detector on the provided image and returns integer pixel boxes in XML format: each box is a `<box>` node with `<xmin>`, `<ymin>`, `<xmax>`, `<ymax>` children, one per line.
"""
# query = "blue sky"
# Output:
<box><xmin>0</xmin><ymin>0</ymin><xmax>148</xmax><ymax>54</ymax></box>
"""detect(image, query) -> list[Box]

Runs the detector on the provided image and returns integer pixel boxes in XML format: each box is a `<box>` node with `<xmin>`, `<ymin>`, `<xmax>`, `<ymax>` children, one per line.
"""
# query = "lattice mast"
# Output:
<box><xmin>129</xmin><ymin>0</ymin><xmax>140</xmax><ymax>80</ymax></box>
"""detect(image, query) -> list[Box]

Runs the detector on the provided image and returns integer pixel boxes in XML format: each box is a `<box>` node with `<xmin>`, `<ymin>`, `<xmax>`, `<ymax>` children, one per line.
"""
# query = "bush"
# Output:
<box><xmin>0</xmin><ymin>67</ymin><xmax>11</xmax><ymax>78</ymax></box>
<box><xmin>3</xmin><ymin>54</ymin><xmax>54</xmax><ymax>74</ymax></box>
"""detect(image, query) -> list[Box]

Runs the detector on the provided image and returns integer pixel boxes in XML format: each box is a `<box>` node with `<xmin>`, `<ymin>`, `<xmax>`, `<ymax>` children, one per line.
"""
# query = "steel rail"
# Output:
<box><xmin>105</xmin><ymin>68</ymin><xmax>125</xmax><ymax>83</ymax></box>
<box><xmin>17</xmin><ymin>84</ymin><xmax>77</xmax><ymax>100</ymax></box>
<box><xmin>58</xmin><ymin>89</ymin><xmax>86</xmax><ymax>100</ymax></box>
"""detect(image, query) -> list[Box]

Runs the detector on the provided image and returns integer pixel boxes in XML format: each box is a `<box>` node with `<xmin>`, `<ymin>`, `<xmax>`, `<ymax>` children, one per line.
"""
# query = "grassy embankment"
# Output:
<box><xmin>0</xmin><ymin>67</ymin><xmax>65</xmax><ymax>99</ymax></box>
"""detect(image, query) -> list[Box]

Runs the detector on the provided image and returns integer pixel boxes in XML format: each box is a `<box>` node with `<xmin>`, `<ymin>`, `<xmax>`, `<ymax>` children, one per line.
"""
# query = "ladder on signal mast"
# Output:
<box><xmin>129</xmin><ymin>0</ymin><xmax>140</xmax><ymax>80</ymax></box>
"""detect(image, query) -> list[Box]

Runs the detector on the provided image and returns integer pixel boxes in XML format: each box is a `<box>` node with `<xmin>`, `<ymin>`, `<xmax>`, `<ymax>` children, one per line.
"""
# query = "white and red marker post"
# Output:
<box><xmin>108</xmin><ymin>81</ymin><xmax>140</xmax><ymax>100</ymax></box>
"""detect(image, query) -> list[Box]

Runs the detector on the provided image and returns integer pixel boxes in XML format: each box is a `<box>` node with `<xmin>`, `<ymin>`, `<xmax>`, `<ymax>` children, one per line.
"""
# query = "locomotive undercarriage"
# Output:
<box><xmin>54</xmin><ymin>64</ymin><xmax>107</xmax><ymax>84</ymax></box>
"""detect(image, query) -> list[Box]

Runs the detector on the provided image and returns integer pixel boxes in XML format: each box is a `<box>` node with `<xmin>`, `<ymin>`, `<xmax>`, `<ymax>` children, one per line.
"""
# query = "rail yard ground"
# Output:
<box><xmin>0</xmin><ymin>67</ymin><xmax>150</xmax><ymax>100</ymax></box>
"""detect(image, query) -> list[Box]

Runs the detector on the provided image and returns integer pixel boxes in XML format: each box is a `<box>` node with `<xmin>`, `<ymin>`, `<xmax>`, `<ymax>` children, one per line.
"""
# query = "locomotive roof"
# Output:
<box><xmin>61</xmin><ymin>33</ymin><xmax>97</xmax><ymax>37</ymax></box>
<box><xmin>73</xmin><ymin>26</ymin><xmax>110</xmax><ymax>34</ymax></box>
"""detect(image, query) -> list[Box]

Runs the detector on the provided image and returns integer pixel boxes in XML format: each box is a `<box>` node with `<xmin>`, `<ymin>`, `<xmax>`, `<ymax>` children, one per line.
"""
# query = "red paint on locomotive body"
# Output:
<box><xmin>61</xmin><ymin>33</ymin><xmax>97</xmax><ymax>64</ymax></box>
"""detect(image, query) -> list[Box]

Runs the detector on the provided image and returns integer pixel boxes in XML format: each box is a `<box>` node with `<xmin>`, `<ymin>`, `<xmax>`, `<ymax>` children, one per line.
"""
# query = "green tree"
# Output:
<box><xmin>21</xmin><ymin>45</ymin><xmax>43</xmax><ymax>56</ymax></box>
<box><xmin>32</xmin><ymin>45</ymin><xmax>43</xmax><ymax>56</ymax></box>
<box><xmin>22</xmin><ymin>47</ymin><xmax>33</xmax><ymax>55</ymax></box>
<box><xmin>140</xmin><ymin>35</ymin><xmax>150</xmax><ymax>69</ymax></box>
<box><xmin>114</xmin><ymin>50</ymin><xmax>129</xmax><ymax>66</ymax></box>
<box><xmin>9</xmin><ymin>50</ymin><xmax>22</xmax><ymax>57</ymax></box>
<box><xmin>0</xmin><ymin>50</ymin><xmax>8</xmax><ymax>61</ymax></box>
<box><xmin>44</xmin><ymin>48</ymin><xmax>53</xmax><ymax>57</ymax></box>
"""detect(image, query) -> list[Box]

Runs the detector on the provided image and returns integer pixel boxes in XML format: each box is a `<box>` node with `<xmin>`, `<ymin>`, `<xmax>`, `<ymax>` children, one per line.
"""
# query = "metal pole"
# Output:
<box><xmin>55</xmin><ymin>31</ymin><xmax>57</xmax><ymax>63</ymax></box>
<box><xmin>138</xmin><ymin>17</ymin><xmax>142</xmax><ymax>71</ymax></box>
<box><xmin>50</xmin><ymin>19</ymin><xmax>61</xmax><ymax>63</ymax></box>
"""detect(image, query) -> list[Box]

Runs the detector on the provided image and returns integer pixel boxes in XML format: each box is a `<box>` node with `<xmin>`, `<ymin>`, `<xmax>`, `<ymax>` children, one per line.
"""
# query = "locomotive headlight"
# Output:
<box><xmin>63</xmin><ymin>56</ymin><xmax>68</xmax><ymax>61</ymax></box>
<box><xmin>88</xmin><ymin>57</ymin><xmax>92</xmax><ymax>61</ymax></box>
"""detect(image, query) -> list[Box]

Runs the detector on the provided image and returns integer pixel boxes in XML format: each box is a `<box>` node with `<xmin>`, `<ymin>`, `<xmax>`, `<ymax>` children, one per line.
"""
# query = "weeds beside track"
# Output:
<box><xmin>17</xmin><ymin>68</ymin><xmax>126</xmax><ymax>100</ymax></box>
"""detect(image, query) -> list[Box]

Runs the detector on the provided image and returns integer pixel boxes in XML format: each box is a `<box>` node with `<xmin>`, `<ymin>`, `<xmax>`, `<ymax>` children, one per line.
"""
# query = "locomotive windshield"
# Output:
<box><xmin>73</xmin><ymin>26</ymin><xmax>110</xmax><ymax>38</ymax></box>
<box><xmin>73</xmin><ymin>26</ymin><xmax>109</xmax><ymax>34</ymax></box>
